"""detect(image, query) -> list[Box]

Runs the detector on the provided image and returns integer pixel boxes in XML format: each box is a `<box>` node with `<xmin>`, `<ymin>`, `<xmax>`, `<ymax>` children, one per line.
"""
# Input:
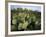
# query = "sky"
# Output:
<box><xmin>11</xmin><ymin>5</ymin><xmax>41</xmax><ymax>12</ymax></box>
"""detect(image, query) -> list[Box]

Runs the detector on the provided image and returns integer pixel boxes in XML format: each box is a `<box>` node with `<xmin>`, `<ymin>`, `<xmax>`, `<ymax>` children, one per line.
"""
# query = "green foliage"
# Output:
<box><xmin>11</xmin><ymin>8</ymin><xmax>41</xmax><ymax>31</ymax></box>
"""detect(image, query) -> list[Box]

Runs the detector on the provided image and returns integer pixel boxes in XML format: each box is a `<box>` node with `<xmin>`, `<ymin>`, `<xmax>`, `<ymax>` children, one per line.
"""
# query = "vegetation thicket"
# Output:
<box><xmin>11</xmin><ymin>8</ymin><xmax>41</xmax><ymax>31</ymax></box>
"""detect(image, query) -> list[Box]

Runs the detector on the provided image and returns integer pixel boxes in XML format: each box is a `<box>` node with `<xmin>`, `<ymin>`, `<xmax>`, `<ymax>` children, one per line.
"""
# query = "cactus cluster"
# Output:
<box><xmin>11</xmin><ymin>8</ymin><xmax>41</xmax><ymax>31</ymax></box>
